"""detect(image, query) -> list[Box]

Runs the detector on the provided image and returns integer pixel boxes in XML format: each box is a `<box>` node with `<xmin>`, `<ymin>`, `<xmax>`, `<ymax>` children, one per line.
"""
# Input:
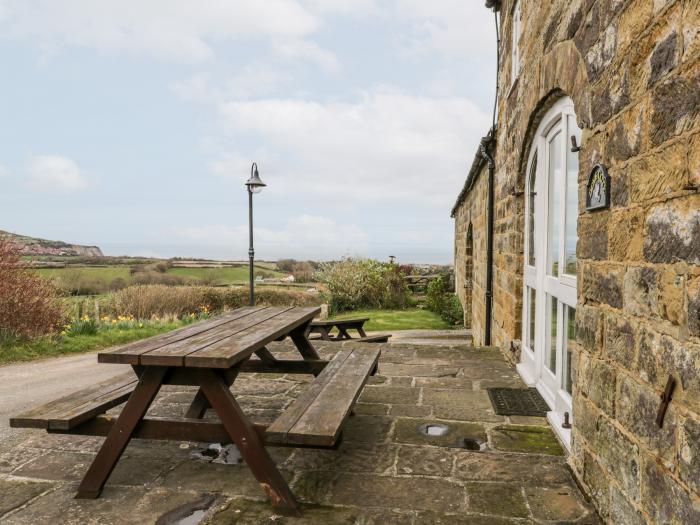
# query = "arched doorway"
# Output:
<box><xmin>464</xmin><ymin>223</ymin><xmax>473</xmax><ymax>328</ymax></box>
<box><xmin>518</xmin><ymin>96</ymin><xmax>580</xmax><ymax>437</ymax></box>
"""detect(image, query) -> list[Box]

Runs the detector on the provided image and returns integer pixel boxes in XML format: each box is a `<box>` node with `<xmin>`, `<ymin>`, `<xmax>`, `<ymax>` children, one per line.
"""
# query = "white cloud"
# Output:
<box><xmin>215</xmin><ymin>88</ymin><xmax>489</xmax><ymax>209</ymax></box>
<box><xmin>273</xmin><ymin>39</ymin><xmax>340</xmax><ymax>72</ymax></box>
<box><xmin>26</xmin><ymin>155</ymin><xmax>87</xmax><ymax>193</ymax></box>
<box><xmin>0</xmin><ymin>0</ymin><xmax>326</xmax><ymax>64</ymax></box>
<box><xmin>172</xmin><ymin>214</ymin><xmax>368</xmax><ymax>260</ymax></box>
<box><xmin>171</xmin><ymin>67</ymin><xmax>290</xmax><ymax>103</ymax></box>
<box><xmin>391</xmin><ymin>0</ymin><xmax>495</xmax><ymax>59</ymax></box>
<box><xmin>0</xmin><ymin>164</ymin><xmax>9</xmax><ymax>178</ymax></box>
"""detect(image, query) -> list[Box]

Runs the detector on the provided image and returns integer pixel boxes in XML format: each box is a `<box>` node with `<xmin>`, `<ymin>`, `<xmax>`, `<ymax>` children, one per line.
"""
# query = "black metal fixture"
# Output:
<box><xmin>570</xmin><ymin>135</ymin><xmax>582</xmax><ymax>152</ymax></box>
<box><xmin>562</xmin><ymin>411</ymin><xmax>572</xmax><ymax>429</ymax></box>
<box><xmin>656</xmin><ymin>375</ymin><xmax>676</xmax><ymax>428</ymax></box>
<box><xmin>245</xmin><ymin>163</ymin><xmax>266</xmax><ymax>306</ymax></box>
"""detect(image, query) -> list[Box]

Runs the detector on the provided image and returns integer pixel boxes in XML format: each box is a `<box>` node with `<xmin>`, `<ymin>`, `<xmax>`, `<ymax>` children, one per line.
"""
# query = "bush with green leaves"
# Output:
<box><xmin>318</xmin><ymin>258</ymin><xmax>409</xmax><ymax>313</ymax></box>
<box><xmin>426</xmin><ymin>274</ymin><xmax>463</xmax><ymax>326</ymax></box>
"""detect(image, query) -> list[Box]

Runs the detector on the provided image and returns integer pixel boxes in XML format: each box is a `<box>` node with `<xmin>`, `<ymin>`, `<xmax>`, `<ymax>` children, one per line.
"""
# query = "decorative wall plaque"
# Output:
<box><xmin>586</xmin><ymin>164</ymin><xmax>610</xmax><ymax>211</ymax></box>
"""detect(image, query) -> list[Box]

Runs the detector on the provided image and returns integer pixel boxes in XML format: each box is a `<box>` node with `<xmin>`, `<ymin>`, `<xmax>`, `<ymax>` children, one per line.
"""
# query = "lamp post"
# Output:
<box><xmin>245</xmin><ymin>162</ymin><xmax>266</xmax><ymax>306</ymax></box>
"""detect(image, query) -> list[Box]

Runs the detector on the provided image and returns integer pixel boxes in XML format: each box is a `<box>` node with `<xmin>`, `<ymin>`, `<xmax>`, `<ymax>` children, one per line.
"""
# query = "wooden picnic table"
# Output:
<box><xmin>306</xmin><ymin>318</ymin><xmax>391</xmax><ymax>343</ymax></box>
<box><xmin>11</xmin><ymin>306</ymin><xmax>381</xmax><ymax>517</ymax></box>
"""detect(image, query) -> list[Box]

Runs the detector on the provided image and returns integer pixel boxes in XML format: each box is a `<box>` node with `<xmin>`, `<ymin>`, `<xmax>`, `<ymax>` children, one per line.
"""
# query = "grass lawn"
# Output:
<box><xmin>167</xmin><ymin>265</ymin><xmax>286</xmax><ymax>285</ymax></box>
<box><xmin>36</xmin><ymin>265</ymin><xmax>132</xmax><ymax>283</ymax></box>
<box><xmin>332</xmin><ymin>308</ymin><xmax>453</xmax><ymax>331</ymax></box>
<box><xmin>0</xmin><ymin>321</ymin><xmax>183</xmax><ymax>365</ymax></box>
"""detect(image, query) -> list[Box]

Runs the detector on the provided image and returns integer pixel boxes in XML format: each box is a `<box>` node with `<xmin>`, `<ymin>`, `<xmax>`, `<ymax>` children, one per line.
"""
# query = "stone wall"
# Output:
<box><xmin>453</xmin><ymin>165</ymin><xmax>489</xmax><ymax>346</ymax></box>
<box><xmin>452</xmin><ymin>0</ymin><xmax>700</xmax><ymax>522</ymax></box>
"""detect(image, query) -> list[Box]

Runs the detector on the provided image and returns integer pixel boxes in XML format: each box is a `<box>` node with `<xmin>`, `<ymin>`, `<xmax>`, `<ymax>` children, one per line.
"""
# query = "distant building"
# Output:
<box><xmin>452</xmin><ymin>1</ymin><xmax>699</xmax><ymax>523</ymax></box>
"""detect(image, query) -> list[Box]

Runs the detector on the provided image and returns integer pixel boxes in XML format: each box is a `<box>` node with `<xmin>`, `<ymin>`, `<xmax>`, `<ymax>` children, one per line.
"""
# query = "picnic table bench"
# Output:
<box><xmin>10</xmin><ymin>306</ymin><xmax>381</xmax><ymax>516</ymax></box>
<box><xmin>306</xmin><ymin>317</ymin><xmax>391</xmax><ymax>343</ymax></box>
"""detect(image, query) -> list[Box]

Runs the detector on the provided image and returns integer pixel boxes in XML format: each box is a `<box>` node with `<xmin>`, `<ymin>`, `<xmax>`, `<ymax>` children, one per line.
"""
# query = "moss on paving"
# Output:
<box><xmin>490</xmin><ymin>425</ymin><xmax>565</xmax><ymax>456</ymax></box>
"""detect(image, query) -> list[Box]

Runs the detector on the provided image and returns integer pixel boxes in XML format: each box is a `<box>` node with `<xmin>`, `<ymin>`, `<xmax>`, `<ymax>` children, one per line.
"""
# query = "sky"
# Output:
<box><xmin>0</xmin><ymin>0</ymin><xmax>496</xmax><ymax>264</ymax></box>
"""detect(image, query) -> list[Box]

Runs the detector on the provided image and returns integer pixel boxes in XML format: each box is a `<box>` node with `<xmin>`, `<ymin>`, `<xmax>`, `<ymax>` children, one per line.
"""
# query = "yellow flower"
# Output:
<box><xmin>112</xmin><ymin>320</ymin><xmax>117</xmax><ymax>324</ymax></box>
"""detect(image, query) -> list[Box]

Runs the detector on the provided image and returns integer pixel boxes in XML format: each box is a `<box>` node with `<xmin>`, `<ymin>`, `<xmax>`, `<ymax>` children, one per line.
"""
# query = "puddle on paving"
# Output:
<box><xmin>156</xmin><ymin>495</ymin><xmax>218</xmax><ymax>525</ymax></box>
<box><xmin>191</xmin><ymin>443</ymin><xmax>242</xmax><ymax>464</ymax></box>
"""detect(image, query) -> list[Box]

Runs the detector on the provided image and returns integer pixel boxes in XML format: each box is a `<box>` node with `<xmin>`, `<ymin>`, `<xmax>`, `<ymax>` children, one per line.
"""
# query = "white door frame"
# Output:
<box><xmin>517</xmin><ymin>97</ymin><xmax>580</xmax><ymax>450</ymax></box>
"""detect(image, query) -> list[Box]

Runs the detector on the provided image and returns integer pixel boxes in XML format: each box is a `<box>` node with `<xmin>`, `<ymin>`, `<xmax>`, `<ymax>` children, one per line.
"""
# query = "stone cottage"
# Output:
<box><xmin>452</xmin><ymin>0</ymin><xmax>699</xmax><ymax>522</ymax></box>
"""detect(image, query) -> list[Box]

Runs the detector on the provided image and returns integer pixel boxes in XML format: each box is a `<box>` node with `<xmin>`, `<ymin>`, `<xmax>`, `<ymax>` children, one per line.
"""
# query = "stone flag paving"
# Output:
<box><xmin>0</xmin><ymin>338</ymin><xmax>599</xmax><ymax>524</ymax></box>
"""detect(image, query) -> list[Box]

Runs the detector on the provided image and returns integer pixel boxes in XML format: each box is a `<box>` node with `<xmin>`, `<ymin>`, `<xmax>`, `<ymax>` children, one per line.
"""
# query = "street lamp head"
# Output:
<box><xmin>245</xmin><ymin>162</ymin><xmax>266</xmax><ymax>194</ymax></box>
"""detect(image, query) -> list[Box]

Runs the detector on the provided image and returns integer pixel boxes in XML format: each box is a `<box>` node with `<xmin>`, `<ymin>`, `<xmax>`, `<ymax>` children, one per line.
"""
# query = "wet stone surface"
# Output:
<box><xmin>0</xmin><ymin>337</ymin><xmax>596</xmax><ymax>524</ymax></box>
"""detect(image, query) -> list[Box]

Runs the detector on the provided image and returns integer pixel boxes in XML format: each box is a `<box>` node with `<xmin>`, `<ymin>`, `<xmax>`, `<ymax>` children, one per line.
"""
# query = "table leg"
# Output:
<box><xmin>290</xmin><ymin>324</ymin><xmax>321</xmax><ymax>360</ymax></box>
<box><xmin>185</xmin><ymin>368</ymin><xmax>239</xmax><ymax>419</ymax></box>
<box><xmin>337</xmin><ymin>326</ymin><xmax>353</xmax><ymax>340</ymax></box>
<box><xmin>357</xmin><ymin>324</ymin><xmax>368</xmax><ymax>338</ymax></box>
<box><xmin>197</xmin><ymin>369</ymin><xmax>301</xmax><ymax>517</ymax></box>
<box><xmin>75</xmin><ymin>366</ymin><xmax>167</xmax><ymax>499</ymax></box>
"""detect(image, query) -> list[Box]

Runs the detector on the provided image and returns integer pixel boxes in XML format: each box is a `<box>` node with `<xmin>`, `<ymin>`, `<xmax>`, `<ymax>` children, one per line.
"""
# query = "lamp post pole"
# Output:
<box><xmin>248</xmin><ymin>186</ymin><xmax>255</xmax><ymax>306</ymax></box>
<box><xmin>245</xmin><ymin>162</ymin><xmax>266</xmax><ymax>307</ymax></box>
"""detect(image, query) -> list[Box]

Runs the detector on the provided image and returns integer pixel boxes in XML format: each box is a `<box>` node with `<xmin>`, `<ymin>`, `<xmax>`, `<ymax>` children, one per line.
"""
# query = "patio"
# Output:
<box><xmin>0</xmin><ymin>335</ymin><xmax>599</xmax><ymax>524</ymax></box>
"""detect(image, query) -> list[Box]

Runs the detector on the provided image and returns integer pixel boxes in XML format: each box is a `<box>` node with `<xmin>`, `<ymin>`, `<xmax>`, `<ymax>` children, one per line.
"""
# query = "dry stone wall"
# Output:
<box><xmin>453</xmin><ymin>0</ymin><xmax>700</xmax><ymax>522</ymax></box>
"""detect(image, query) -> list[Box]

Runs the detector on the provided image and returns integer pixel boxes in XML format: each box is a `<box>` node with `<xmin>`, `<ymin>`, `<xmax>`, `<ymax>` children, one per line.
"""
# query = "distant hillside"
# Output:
<box><xmin>0</xmin><ymin>230</ymin><xmax>103</xmax><ymax>257</ymax></box>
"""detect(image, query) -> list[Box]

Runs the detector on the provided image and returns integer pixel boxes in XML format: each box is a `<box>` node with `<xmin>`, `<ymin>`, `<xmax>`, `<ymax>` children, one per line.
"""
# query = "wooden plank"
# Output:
<box><xmin>310</xmin><ymin>317</ymin><xmax>369</xmax><ymax>327</ymax></box>
<box><xmin>49</xmin><ymin>415</ymin><xmax>267</xmax><ymax>444</ymax></box>
<box><xmin>266</xmin><ymin>347</ymin><xmax>380</xmax><ymax>447</ymax></box>
<box><xmin>238</xmin><ymin>359</ymin><xmax>328</xmax><ymax>375</ymax></box>
<box><xmin>10</xmin><ymin>372</ymin><xmax>137</xmax><ymax>430</ymax></box>
<box><xmin>185</xmin><ymin>307</ymin><xmax>320</xmax><ymax>368</ymax></box>
<box><xmin>138</xmin><ymin>307</ymin><xmax>294</xmax><ymax>367</ymax></box>
<box><xmin>99</xmin><ymin>307</ymin><xmax>265</xmax><ymax>364</ymax></box>
<box><xmin>353</xmin><ymin>335</ymin><xmax>391</xmax><ymax>343</ymax></box>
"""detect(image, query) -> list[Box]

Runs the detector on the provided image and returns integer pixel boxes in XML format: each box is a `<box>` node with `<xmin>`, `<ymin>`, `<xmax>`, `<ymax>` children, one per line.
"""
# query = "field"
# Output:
<box><xmin>35</xmin><ymin>263</ymin><xmax>288</xmax><ymax>289</ymax></box>
<box><xmin>168</xmin><ymin>265</ymin><xmax>286</xmax><ymax>285</ymax></box>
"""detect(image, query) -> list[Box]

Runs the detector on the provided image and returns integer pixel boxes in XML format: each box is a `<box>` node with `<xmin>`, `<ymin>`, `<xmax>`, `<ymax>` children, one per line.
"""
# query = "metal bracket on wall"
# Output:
<box><xmin>656</xmin><ymin>375</ymin><xmax>676</xmax><ymax>428</ymax></box>
<box><xmin>570</xmin><ymin>135</ymin><xmax>582</xmax><ymax>152</ymax></box>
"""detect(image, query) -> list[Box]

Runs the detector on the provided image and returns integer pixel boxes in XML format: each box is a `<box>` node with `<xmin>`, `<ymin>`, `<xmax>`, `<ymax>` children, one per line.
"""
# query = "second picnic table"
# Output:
<box><xmin>11</xmin><ymin>306</ymin><xmax>381</xmax><ymax>517</ymax></box>
<box><xmin>306</xmin><ymin>317</ymin><xmax>390</xmax><ymax>343</ymax></box>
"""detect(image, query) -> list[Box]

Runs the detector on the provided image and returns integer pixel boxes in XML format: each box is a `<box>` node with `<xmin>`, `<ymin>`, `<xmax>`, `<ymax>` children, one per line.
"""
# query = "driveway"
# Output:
<box><xmin>0</xmin><ymin>352</ymin><xmax>129</xmax><ymax>441</ymax></box>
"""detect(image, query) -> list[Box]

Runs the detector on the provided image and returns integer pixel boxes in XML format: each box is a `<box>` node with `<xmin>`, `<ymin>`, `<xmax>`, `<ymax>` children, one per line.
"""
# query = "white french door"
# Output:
<box><xmin>518</xmin><ymin>98</ymin><xmax>580</xmax><ymax>448</ymax></box>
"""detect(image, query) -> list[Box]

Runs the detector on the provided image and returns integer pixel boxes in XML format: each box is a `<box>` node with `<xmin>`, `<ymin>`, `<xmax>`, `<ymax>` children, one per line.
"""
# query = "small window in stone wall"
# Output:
<box><xmin>511</xmin><ymin>0</ymin><xmax>522</xmax><ymax>84</ymax></box>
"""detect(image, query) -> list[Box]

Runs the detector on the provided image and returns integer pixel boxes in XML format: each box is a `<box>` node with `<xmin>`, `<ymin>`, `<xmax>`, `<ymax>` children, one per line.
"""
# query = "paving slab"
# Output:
<box><xmin>329</xmin><ymin>474</ymin><xmax>466</xmax><ymax>513</ymax></box>
<box><xmin>0</xmin><ymin>477</ymin><xmax>54</xmax><ymax>516</ymax></box>
<box><xmin>0</xmin><ymin>331</ymin><xmax>596</xmax><ymax>524</ymax></box>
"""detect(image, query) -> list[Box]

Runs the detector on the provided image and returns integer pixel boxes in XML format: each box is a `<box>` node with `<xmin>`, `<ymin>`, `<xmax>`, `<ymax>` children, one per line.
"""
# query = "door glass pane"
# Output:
<box><xmin>547</xmin><ymin>296</ymin><xmax>558</xmax><ymax>373</ymax></box>
<box><xmin>565</xmin><ymin>306</ymin><xmax>576</xmax><ymax>394</ymax></box>
<box><xmin>565</xmin><ymin>116</ymin><xmax>580</xmax><ymax>276</ymax></box>
<box><xmin>528</xmin><ymin>287</ymin><xmax>536</xmax><ymax>351</ymax></box>
<box><xmin>527</xmin><ymin>153</ymin><xmax>537</xmax><ymax>267</ymax></box>
<box><xmin>547</xmin><ymin>131</ymin><xmax>562</xmax><ymax>276</ymax></box>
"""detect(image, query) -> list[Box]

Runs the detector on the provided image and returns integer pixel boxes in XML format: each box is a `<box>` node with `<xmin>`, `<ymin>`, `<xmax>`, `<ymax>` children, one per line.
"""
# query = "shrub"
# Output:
<box><xmin>318</xmin><ymin>257</ymin><xmax>410</xmax><ymax>313</ymax></box>
<box><xmin>0</xmin><ymin>237</ymin><xmax>64</xmax><ymax>339</ymax></box>
<box><xmin>109</xmin><ymin>277</ymin><xmax>128</xmax><ymax>290</ymax></box>
<box><xmin>131</xmin><ymin>271</ymin><xmax>185</xmax><ymax>286</ymax></box>
<box><xmin>291</xmin><ymin>261</ymin><xmax>316</xmax><ymax>283</ymax></box>
<box><xmin>105</xmin><ymin>285</ymin><xmax>321</xmax><ymax>319</ymax></box>
<box><xmin>426</xmin><ymin>275</ymin><xmax>464</xmax><ymax>325</ymax></box>
<box><xmin>277</xmin><ymin>259</ymin><xmax>297</xmax><ymax>272</ymax></box>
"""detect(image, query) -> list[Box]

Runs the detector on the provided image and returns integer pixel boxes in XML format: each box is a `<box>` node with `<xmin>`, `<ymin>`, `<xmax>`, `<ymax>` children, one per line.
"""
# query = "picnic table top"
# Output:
<box><xmin>98</xmin><ymin>306</ymin><xmax>320</xmax><ymax>369</ymax></box>
<box><xmin>309</xmin><ymin>317</ymin><xmax>369</xmax><ymax>327</ymax></box>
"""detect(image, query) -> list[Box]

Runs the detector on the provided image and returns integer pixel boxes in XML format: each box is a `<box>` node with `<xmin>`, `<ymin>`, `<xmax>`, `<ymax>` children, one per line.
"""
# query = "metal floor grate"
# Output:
<box><xmin>486</xmin><ymin>387</ymin><xmax>550</xmax><ymax>417</ymax></box>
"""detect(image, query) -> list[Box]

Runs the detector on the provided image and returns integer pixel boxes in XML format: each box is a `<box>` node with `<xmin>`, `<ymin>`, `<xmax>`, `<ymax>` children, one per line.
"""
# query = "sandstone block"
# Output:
<box><xmin>596</xmin><ymin>418</ymin><xmax>641</xmax><ymax>502</ymax></box>
<box><xmin>604</xmin><ymin>314</ymin><xmax>637</xmax><ymax>368</ymax></box>
<box><xmin>608</xmin><ymin>207</ymin><xmax>644</xmax><ymax>261</ymax></box>
<box><xmin>581</xmin><ymin>263</ymin><xmax>624</xmax><ymax>308</ymax></box>
<box><xmin>641</xmin><ymin>454</ymin><xmax>700</xmax><ymax>523</ymax></box>
<box><xmin>644</xmin><ymin>195</ymin><xmax>700</xmax><ymax>265</ymax></box>
<box><xmin>679</xmin><ymin>415</ymin><xmax>700</xmax><ymax>495</ymax></box>
<box><xmin>616</xmin><ymin>374</ymin><xmax>678</xmax><ymax>467</ymax></box>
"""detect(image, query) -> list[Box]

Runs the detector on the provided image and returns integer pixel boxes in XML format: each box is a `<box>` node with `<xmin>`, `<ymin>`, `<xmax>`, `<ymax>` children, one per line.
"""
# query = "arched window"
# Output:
<box><xmin>519</xmin><ymin>97</ymin><xmax>581</xmax><ymax>447</ymax></box>
<box><xmin>464</xmin><ymin>224</ymin><xmax>474</xmax><ymax>328</ymax></box>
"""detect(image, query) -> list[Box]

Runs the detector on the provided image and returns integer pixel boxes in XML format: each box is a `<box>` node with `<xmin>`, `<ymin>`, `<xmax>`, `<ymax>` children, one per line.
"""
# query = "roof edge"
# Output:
<box><xmin>450</xmin><ymin>128</ymin><xmax>496</xmax><ymax>218</ymax></box>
